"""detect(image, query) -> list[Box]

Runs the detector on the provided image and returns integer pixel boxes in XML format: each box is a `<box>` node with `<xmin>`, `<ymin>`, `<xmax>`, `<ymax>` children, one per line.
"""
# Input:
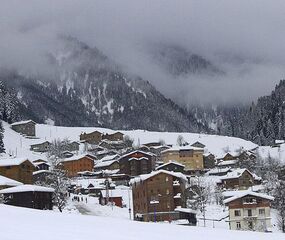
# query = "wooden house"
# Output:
<box><xmin>61</xmin><ymin>154</ymin><xmax>95</xmax><ymax>177</ymax></box>
<box><xmin>118</xmin><ymin>150</ymin><xmax>156</xmax><ymax>176</ymax></box>
<box><xmin>80</xmin><ymin>131</ymin><xmax>102</xmax><ymax>144</ymax></box>
<box><xmin>224</xmin><ymin>191</ymin><xmax>274</xmax><ymax>232</ymax></box>
<box><xmin>0</xmin><ymin>175</ymin><xmax>23</xmax><ymax>190</ymax></box>
<box><xmin>130</xmin><ymin>170</ymin><xmax>187</xmax><ymax>222</ymax></box>
<box><xmin>94</xmin><ymin>160</ymin><xmax>120</xmax><ymax>172</ymax></box>
<box><xmin>66</xmin><ymin>141</ymin><xmax>80</xmax><ymax>152</ymax></box>
<box><xmin>11</xmin><ymin>120</ymin><xmax>36</xmax><ymax>136</ymax></box>
<box><xmin>190</xmin><ymin>141</ymin><xmax>206</xmax><ymax>149</ymax></box>
<box><xmin>30</xmin><ymin>141</ymin><xmax>51</xmax><ymax>152</ymax></box>
<box><xmin>0</xmin><ymin>185</ymin><xmax>54</xmax><ymax>210</ymax></box>
<box><xmin>0</xmin><ymin>158</ymin><xmax>36</xmax><ymax>184</ymax></box>
<box><xmin>217</xmin><ymin>169</ymin><xmax>262</xmax><ymax>190</ymax></box>
<box><xmin>102</xmin><ymin>132</ymin><xmax>124</xmax><ymax>141</ymax></box>
<box><xmin>99</xmin><ymin>189</ymin><xmax>123</xmax><ymax>207</ymax></box>
<box><xmin>203</xmin><ymin>153</ymin><xmax>216</xmax><ymax>169</ymax></box>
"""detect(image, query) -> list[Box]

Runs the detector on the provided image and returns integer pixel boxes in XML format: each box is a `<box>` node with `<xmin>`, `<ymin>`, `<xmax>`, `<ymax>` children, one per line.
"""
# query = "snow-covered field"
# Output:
<box><xmin>0</xmin><ymin>204</ymin><xmax>284</xmax><ymax>240</ymax></box>
<box><xmin>2</xmin><ymin>121</ymin><xmax>257</xmax><ymax>160</ymax></box>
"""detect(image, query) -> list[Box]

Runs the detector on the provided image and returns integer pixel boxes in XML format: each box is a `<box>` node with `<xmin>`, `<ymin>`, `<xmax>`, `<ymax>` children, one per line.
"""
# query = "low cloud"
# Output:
<box><xmin>1</xmin><ymin>0</ymin><xmax>285</xmax><ymax>104</ymax></box>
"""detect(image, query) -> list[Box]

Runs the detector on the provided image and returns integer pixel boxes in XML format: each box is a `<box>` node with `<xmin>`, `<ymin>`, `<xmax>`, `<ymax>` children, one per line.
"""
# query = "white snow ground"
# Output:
<box><xmin>0</xmin><ymin>204</ymin><xmax>284</xmax><ymax>240</ymax></box>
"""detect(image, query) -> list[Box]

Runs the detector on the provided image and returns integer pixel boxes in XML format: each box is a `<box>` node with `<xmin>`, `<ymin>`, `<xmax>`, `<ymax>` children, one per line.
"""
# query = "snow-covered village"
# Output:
<box><xmin>1</xmin><ymin>1</ymin><xmax>285</xmax><ymax>240</ymax></box>
<box><xmin>0</xmin><ymin>120</ymin><xmax>284</xmax><ymax>239</ymax></box>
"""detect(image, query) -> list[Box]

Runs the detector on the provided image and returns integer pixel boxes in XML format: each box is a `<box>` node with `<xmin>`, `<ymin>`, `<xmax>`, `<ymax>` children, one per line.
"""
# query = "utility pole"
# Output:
<box><xmin>128</xmin><ymin>186</ymin><xmax>132</xmax><ymax>220</ymax></box>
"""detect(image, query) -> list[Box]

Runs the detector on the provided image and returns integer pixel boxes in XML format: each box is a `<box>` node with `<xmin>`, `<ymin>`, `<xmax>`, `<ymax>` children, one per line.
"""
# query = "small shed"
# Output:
<box><xmin>175</xmin><ymin>207</ymin><xmax>197</xmax><ymax>226</ymax></box>
<box><xmin>0</xmin><ymin>185</ymin><xmax>54</xmax><ymax>210</ymax></box>
<box><xmin>99</xmin><ymin>189</ymin><xmax>123</xmax><ymax>207</ymax></box>
<box><xmin>11</xmin><ymin>120</ymin><xmax>36</xmax><ymax>136</ymax></box>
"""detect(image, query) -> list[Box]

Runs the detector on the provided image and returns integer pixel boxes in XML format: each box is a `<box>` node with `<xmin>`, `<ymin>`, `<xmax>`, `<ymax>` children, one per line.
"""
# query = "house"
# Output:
<box><xmin>102</xmin><ymin>132</ymin><xmax>124</xmax><ymax>141</ymax></box>
<box><xmin>80</xmin><ymin>131</ymin><xmax>102</xmax><ymax>144</ymax></box>
<box><xmin>11</xmin><ymin>120</ymin><xmax>36</xmax><ymax>136</ymax></box>
<box><xmin>66</xmin><ymin>141</ymin><xmax>80</xmax><ymax>152</ymax></box>
<box><xmin>71</xmin><ymin>178</ymin><xmax>110</xmax><ymax>196</ymax></box>
<box><xmin>161</xmin><ymin>146</ymin><xmax>204</xmax><ymax>171</ymax></box>
<box><xmin>0</xmin><ymin>158</ymin><xmax>36</xmax><ymax>184</ymax></box>
<box><xmin>130</xmin><ymin>170</ymin><xmax>187</xmax><ymax>222</ymax></box>
<box><xmin>0</xmin><ymin>175</ymin><xmax>23</xmax><ymax>190</ymax></box>
<box><xmin>99</xmin><ymin>189</ymin><xmax>123</xmax><ymax>207</ymax></box>
<box><xmin>203</xmin><ymin>153</ymin><xmax>215</xmax><ymax>169</ymax></box>
<box><xmin>61</xmin><ymin>154</ymin><xmax>95</xmax><ymax>177</ymax></box>
<box><xmin>156</xmin><ymin>161</ymin><xmax>185</xmax><ymax>173</ymax></box>
<box><xmin>99</xmin><ymin>139</ymin><xmax>126</xmax><ymax>150</ymax></box>
<box><xmin>118</xmin><ymin>150</ymin><xmax>156</xmax><ymax>176</ymax></box>
<box><xmin>33</xmin><ymin>160</ymin><xmax>50</xmax><ymax>171</ymax></box>
<box><xmin>0</xmin><ymin>185</ymin><xmax>54</xmax><ymax>210</ymax></box>
<box><xmin>217</xmin><ymin>159</ymin><xmax>239</xmax><ymax>168</ymax></box>
<box><xmin>190</xmin><ymin>141</ymin><xmax>206</xmax><ymax>149</ymax></box>
<box><xmin>224</xmin><ymin>191</ymin><xmax>274</xmax><ymax>232</ymax></box>
<box><xmin>217</xmin><ymin>169</ymin><xmax>262</xmax><ymax>190</ymax></box>
<box><xmin>30</xmin><ymin>141</ymin><xmax>51</xmax><ymax>152</ymax></box>
<box><xmin>94</xmin><ymin>160</ymin><xmax>120</xmax><ymax>172</ymax></box>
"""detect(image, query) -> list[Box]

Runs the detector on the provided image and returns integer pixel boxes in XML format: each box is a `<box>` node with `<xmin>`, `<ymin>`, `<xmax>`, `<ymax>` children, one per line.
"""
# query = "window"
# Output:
<box><xmin>165</xmin><ymin>177</ymin><xmax>169</xmax><ymax>182</ymax></box>
<box><xmin>236</xmin><ymin>222</ymin><xmax>241</xmax><ymax>230</ymax></box>
<box><xmin>247</xmin><ymin>209</ymin><xmax>252</xmax><ymax>217</ymax></box>
<box><xmin>166</xmin><ymin>189</ymin><xmax>169</xmax><ymax>195</ymax></box>
<box><xmin>234</xmin><ymin>210</ymin><xmax>241</xmax><ymax>217</ymax></box>
<box><xmin>259</xmin><ymin>209</ymin><xmax>265</xmax><ymax>216</ymax></box>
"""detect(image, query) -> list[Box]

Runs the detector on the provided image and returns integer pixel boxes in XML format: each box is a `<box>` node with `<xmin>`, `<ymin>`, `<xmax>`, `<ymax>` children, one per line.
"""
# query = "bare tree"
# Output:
<box><xmin>48</xmin><ymin>138</ymin><xmax>71</xmax><ymax>159</ymax></box>
<box><xmin>123</xmin><ymin>135</ymin><xmax>134</xmax><ymax>148</ymax></box>
<box><xmin>273</xmin><ymin>180</ymin><xmax>285</xmax><ymax>232</ymax></box>
<box><xmin>177</xmin><ymin>135</ymin><xmax>187</xmax><ymax>146</ymax></box>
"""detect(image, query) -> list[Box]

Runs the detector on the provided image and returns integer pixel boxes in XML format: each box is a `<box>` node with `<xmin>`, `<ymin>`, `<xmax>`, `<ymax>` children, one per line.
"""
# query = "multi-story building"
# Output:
<box><xmin>118</xmin><ymin>150</ymin><xmax>156</xmax><ymax>176</ymax></box>
<box><xmin>161</xmin><ymin>146</ymin><xmax>204</xmax><ymax>171</ymax></box>
<box><xmin>224</xmin><ymin>191</ymin><xmax>274</xmax><ymax>232</ymax></box>
<box><xmin>131</xmin><ymin>170</ymin><xmax>187</xmax><ymax>222</ymax></box>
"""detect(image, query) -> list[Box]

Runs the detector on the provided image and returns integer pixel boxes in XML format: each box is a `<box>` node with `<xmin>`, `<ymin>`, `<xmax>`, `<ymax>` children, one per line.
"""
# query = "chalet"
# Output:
<box><xmin>0</xmin><ymin>158</ymin><xmax>36</xmax><ymax>184</ymax></box>
<box><xmin>207</xmin><ymin>167</ymin><xmax>232</xmax><ymax>176</ymax></box>
<box><xmin>102</xmin><ymin>132</ymin><xmax>124</xmax><ymax>141</ymax></box>
<box><xmin>190</xmin><ymin>141</ymin><xmax>206</xmax><ymax>149</ymax></box>
<box><xmin>224</xmin><ymin>191</ymin><xmax>274</xmax><ymax>232</ymax></box>
<box><xmin>203</xmin><ymin>153</ymin><xmax>215</xmax><ymax>169</ymax></box>
<box><xmin>30</xmin><ymin>141</ymin><xmax>51</xmax><ymax>152</ymax></box>
<box><xmin>94</xmin><ymin>160</ymin><xmax>120</xmax><ymax>172</ymax></box>
<box><xmin>130</xmin><ymin>170</ymin><xmax>187</xmax><ymax>222</ymax></box>
<box><xmin>11</xmin><ymin>120</ymin><xmax>36</xmax><ymax>136</ymax></box>
<box><xmin>217</xmin><ymin>169</ymin><xmax>262</xmax><ymax>190</ymax></box>
<box><xmin>156</xmin><ymin>161</ymin><xmax>185</xmax><ymax>173</ymax></box>
<box><xmin>80</xmin><ymin>131</ymin><xmax>102</xmax><ymax>144</ymax></box>
<box><xmin>118</xmin><ymin>150</ymin><xmax>156</xmax><ymax>176</ymax></box>
<box><xmin>61</xmin><ymin>154</ymin><xmax>95</xmax><ymax>177</ymax></box>
<box><xmin>0</xmin><ymin>185</ymin><xmax>54</xmax><ymax>210</ymax></box>
<box><xmin>161</xmin><ymin>146</ymin><xmax>204</xmax><ymax>171</ymax></box>
<box><xmin>33</xmin><ymin>160</ymin><xmax>50</xmax><ymax>171</ymax></box>
<box><xmin>217</xmin><ymin>159</ymin><xmax>239</xmax><ymax>168</ymax></box>
<box><xmin>99</xmin><ymin>189</ymin><xmax>123</xmax><ymax>207</ymax></box>
<box><xmin>0</xmin><ymin>175</ymin><xmax>23</xmax><ymax>190</ymax></box>
<box><xmin>66</xmin><ymin>141</ymin><xmax>80</xmax><ymax>152</ymax></box>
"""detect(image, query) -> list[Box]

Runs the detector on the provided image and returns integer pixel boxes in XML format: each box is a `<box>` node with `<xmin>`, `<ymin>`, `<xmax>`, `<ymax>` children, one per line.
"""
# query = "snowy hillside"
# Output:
<box><xmin>2</xmin><ymin>121</ymin><xmax>257</xmax><ymax>160</ymax></box>
<box><xmin>0</xmin><ymin>205</ymin><xmax>284</xmax><ymax>240</ymax></box>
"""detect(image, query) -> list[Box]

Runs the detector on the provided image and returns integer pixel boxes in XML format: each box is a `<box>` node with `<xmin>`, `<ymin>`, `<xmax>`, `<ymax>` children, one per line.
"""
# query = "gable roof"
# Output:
<box><xmin>130</xmin><ymin>170</ymin><xmax>187</xmax><ymax>185</ymax></box>
<box><xmin>0</xmin><ymin>175</ymin><xmax>23</xmax><ymax>187</ymax></box>
<box><xmin>161</xmin><ymin>145</ymin><xmax>204</xmax><ymax>153</ymax></box>
<box><xmin>0</xmin><ymin>184</ymin><xmax>54</xmax><ymax>194</ymax></box>
<box><xmin>156</xmin><ymin>161</ymin><xmax>185</xmax><ymax>170</ymax></box>
<box><xmin>224</xmin><ymin>191</ymin><xmax>274</xmax><ymax>204</ymax></box>
<box><xmin>119</xmin><ymin>150</ymin><xmax>155</xmax><ymax>160</ymax></box>
<box><xmin>220</xmin><ymin>168</ymin><xmax>261</xmax><ymax>181</ymax></box>
<box><xmin>11</xmin><ymin>120</ymin><xmax>36</xmax><ymax>126</ymax></box>
<box><xmin>94</xmin><ymin>160</ymin><xmax>118</xmax><ymax>168</ymax></box>
<box><xmin>62</xmin><ymin>154</ymin><xmax>94</xmax><ymax>162</ymax></box>
<box><xmin>0</xmin><ymin>158</ymin><xmax>33</xmax><ymax>167</ymax></box>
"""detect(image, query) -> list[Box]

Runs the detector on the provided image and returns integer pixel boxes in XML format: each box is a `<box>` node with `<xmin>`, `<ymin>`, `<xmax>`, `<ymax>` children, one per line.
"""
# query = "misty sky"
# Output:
<box><xmin>1</xmin><ymin>0</ymin><xmax>285</xmax><ymax>105</ymax></box>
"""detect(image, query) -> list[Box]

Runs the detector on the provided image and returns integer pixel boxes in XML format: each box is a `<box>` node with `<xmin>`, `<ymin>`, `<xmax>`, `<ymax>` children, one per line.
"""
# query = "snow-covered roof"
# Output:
<box><xmin>156</xmin><ymin>160</ymin><xmax>185</xmax><ymax>170</ymax></box>
<box><xmin>72</xmin><ymin>178</ymin><xmax>107</xmax><ymax>189</ymax></box>
<box><xmin>217</xmin><ymin>159</ymin><xmax>238</xmax><ymax>166</ymax></box>
<box><xmin>224</xmin><ymin>191</ymin><xmax>274</xmax><ymax>204</ymax></box>
<box><xmin>175</xmin><ymin>207</ymin><xmax>197</xmax><ymax>214</ymax></box>
<box><xmin>130</xmin><ymin>170</ymin><xmax>187</xmax><ymax>185</ymax></box>
<box><xmin>0</xmin><ymin>184</ymin><xmax>54</xmax><ymax>194</ymax></box>
<box><xmin>95</xmin><ymin>160</ymin><xmax>118</xmax><ymax>168</ymax></box>
<box><xmin>206</xmin><ymin>167</ymin><xmax>231</xmax><ymax>175</ymax></box>
<box><xmin>220</xmin><ymin>168</ymin><xmax>261</xmax><ymax>181</ymax></box>
<box><xmin>119</xmin><ymin>150</ymin><xmax>155</xmax><ymax>159</ymax></box>
<box><xmin>222</xmin><ymin>186</ymin><xmax>265</xmax><ymax>198</ymax></box>
<box><xmin>11</xmin><ymin>120</ymin><xmax>35</xmax><ymax>126</ymax></box>
<box><xmin>0</xmin><ymin>158</ymin><xmax>32</xmax><ymax>167</ymax></box>
<box><xmin>275</xmin><ymin>139</ymin><xmax>284</xmax><ymax>144</ymax></box>
<box><xmin>100</xmin><ymin>154</ymin><xmax>119</xmax><ymax>162</ymax></box>
<box><xmin>32</xmin><ymin>170</ymin><xmax>51</xmax><ymax>175</ymax></box>
<box><xmin>0</xmin><ymin>175</ymin><xmax>23</xmax><ymax>187</ymax></box>
<box><xmin>100</xmin><ymin>189</ymin><xmax>123</xmax><ymax>198</ymax></box>
<box><xmin>161</xmin><ymin>145</ymin><xmax>204</xmax><ymax>153</ymax></box>
<box><xmin>62</xmin><ymin>154</ymin><xmax>95</xmax><ymax>162</ymax></box>
<box><xmin>128</xmin><ymin>157</ymin><xmax>149</xmax><ymax>161</ymax></box>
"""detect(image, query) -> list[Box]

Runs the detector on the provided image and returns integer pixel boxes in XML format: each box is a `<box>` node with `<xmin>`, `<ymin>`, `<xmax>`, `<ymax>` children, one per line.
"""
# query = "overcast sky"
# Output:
<box><xmin>1</xmin><ymin>0</ymin><xmax>285</xmax><ymax>104</ymax></box>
